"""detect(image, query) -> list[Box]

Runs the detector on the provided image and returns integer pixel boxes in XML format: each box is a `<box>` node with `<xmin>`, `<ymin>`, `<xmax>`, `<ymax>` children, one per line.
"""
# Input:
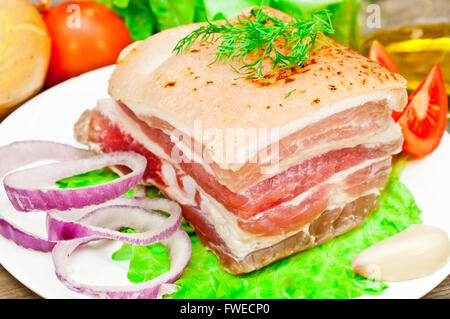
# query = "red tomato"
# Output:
<box><xmin>397</xmin><ymin>64</ymin><xmax>448</xmax><ymax>157</ymax></box>
<box><xmin>369</xmin><ymin>40</ymin><xmax>399</xmax><ymax>74</ymax></box>
<box><xmin>43</xmin><ymin>1</ymin><xmax>132</xmax><ymax>87</ymax></box>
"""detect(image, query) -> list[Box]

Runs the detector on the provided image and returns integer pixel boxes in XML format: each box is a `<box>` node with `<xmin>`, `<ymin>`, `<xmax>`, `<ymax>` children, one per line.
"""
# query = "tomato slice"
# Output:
<box><xmin>397</xmin><ymin>64</ymin><xmax>448</xmax><ymax>157</ymax></box>
<box><xmin>369</xmin><ymin>40</ymin><xmax>399</xmax><ymax>73</ymax></box>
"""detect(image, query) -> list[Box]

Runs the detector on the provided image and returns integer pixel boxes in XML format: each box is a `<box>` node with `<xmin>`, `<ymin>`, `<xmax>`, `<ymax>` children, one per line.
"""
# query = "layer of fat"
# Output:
<box><xmin>254</xmin><ymin>121</ymin><xmax>402</xmax><ymax>181</ymax></box>
<box><xmin>94</xmin><ymin>99</ymin><xmax>395</xmax><ymax>258</ymax></box>
<box><xmin>198</xmin><ymin>157</ymin><xmax>388</xmax><ymax>258</ymax></box>
<box><xmin>117</xmin><ymin>96</ymin><xmax>402</xmax><ymax>191</ymax></box>
<box><xmin>96</xmin><ymin>98</ymin><xmax>216</xmax><ymax>176</ymax></box>
<box><xmin>278</xmin><ymin>157</ymin><xmax>388</xmax><ymax>208</ymax></box>
<box><xmin>143</xmin><ymin>152</ymin><xmax>381</xmax><ymax>259</ymax></box>
<box><xmin>130</xmin><ymin>88</ymin><xmax>405</xmax><ymax>171</ymax></box>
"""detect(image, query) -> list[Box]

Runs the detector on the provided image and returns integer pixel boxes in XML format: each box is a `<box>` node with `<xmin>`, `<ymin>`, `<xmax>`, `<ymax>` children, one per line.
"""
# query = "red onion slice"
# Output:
<box><xmin>0</xmin><ymin>140</ymin><xmax>192</xmax><ymax>298</ymax></box>
<box><xmin>4</xmin><ymin>151</ymin><xmax>146</xmax><ymax>212</ymax></box>
<box><xmin>52</xmin><ymin>230</ymin><xmax>191</xmax><ymax>299</ymax></box>
<box><xmin>0</xmin><ymin>141</ymin><xmax>93</xmax><ymax>178</ymax></box>
<box><xmin>0</xmin><ymin>141</ymin><xmax>95</xmax><ymax>251</ymax></box>
<box><xmin>0</xmin><ymin>218</ymin><xmax>55</xmax><ymax>252</ymax></box>
<box><xmin>47</xmin><ymin>197</ymin><xmax>182</xmax><ymax>245</ymax></box>
<box><xmin>0</xmin><ymin>141</ymin><xmax>145</xmax><ymax>252</ymax></box>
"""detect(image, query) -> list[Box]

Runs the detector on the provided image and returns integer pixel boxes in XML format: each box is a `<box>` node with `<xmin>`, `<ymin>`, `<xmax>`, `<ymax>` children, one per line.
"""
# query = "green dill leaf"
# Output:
<box><xmin>285</xmin><ymin>89</ymin><xmax>296</xmax><ymax>98</ymax></box>
<box><xmin>173</xmin><ymin>6</ymin><xmax>335</xmax><ymax>78</ymax></box>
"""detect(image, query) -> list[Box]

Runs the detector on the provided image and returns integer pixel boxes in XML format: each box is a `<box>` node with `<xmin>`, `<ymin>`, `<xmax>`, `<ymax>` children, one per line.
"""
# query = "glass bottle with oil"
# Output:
<box><xmin>358</xmin><ymin>0</ymin><xmax>450</xmax><ymax>94</ymax></box>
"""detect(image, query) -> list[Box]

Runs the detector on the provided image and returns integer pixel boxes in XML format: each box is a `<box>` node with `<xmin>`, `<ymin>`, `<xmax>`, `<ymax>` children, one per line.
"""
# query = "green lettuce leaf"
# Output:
<box><xmin>94</xmin><ymin>0</ymin><xmax>156</xmax><ymax>41</ymax></box>
<box><xmin>112</xmin><ymin>228</ymin><xmax>171</xmax><ymax>282</ymax></box>
<box><xmin>93</xmin><ymin>0</ymin><xmax>360</xmax><ymax>45</ymax></box>
<box><xmin>146</xmin><ymin>186</ymin><xmax>165</xmax><ymax>198</ymax></box>
<box><xmin>150</xmin><ymin>0</ymin><xmax>197</xmax><ymax>31</ymax></box>
<box><xmin>270</xmin><ymin>0</ymin><xmax>342</xmax><ymax>18</ymax></box>
<box><xmin>56</xmin><ymin>169</ymin><xmax>195</xmax><ymax>233</ymax></box>
<box><xmin>108</xmin><ymin>157</ymin><xmax>422</xmax><ymax>299</ymax></box>
<box><xmin>56</xmin><ymin>169</ymin><xmax>135</xmax><ymax>196</ymax></box>
<box><xmin>269</xmin><ymin>0</ymin><xmax>360</xmax><ymax>45</ymax></box>
<box><xmin>198</xmin><ymin>0</ymin><xmax>263</xmax><ymax>21</ymax></box>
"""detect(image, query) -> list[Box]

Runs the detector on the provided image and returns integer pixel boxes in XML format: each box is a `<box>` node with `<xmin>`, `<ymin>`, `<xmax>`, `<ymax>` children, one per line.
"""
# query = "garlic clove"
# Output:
<box><xmin>351</xmin><ymin>224</ymin><xmax>449</xmax><ymax>282</ymax></box>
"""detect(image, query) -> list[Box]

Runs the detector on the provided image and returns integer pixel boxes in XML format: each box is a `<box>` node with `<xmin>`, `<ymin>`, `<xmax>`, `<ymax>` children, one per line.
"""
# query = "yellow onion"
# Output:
<box><xmin>0</xmin><ymin>0</ymin><xmax>51</xmax><ymax>120</ymax></box>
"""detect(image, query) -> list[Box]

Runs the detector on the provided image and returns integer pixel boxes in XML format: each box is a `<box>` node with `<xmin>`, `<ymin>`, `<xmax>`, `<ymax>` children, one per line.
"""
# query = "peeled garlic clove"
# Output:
<box><xmin>351</xmin><ymin>224</ymin><xmax>449</xmax><ymax>282</ymax></box>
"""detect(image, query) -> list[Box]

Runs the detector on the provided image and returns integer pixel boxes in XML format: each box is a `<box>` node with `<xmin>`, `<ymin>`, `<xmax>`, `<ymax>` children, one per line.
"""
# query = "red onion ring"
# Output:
<box><xmin>0</xmin><ymin>218</ymin><xmax>55</xmax><ymax>252</ymax></box>
<box><xmin>0</xmin><ymin>140</ymin><xmax>192</xmax><ymax>298</ymax></box>
<box><xmin>0</xmin><ymin>141</ymin><xmax>146</xmax><ymax>251</ymax></box>
<box><xmin>53</xmin><ymin>230</ymin><xmax>191</xmax><ymax>299</ymax></box>
<box><xmin>0</xmin><ymin>141</ymin><xmax>93</xmax><ymax>177</ymax></box>
<box><xmin>47</xmin><ymin>197</ymin><xmax>182</xmax><ymax>245</ymax></box>
<box><xmin>0</xmin><ymin>141</ymin><xmax>96</xmax><ymax>251</ymax></box>
<box><xmin>4</xmin><ymin>151</ymin><xmax>146</xmax><ymax>212</ymax></box>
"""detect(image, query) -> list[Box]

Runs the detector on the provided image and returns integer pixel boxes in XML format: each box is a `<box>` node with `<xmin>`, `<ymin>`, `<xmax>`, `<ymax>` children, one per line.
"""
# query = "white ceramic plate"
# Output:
<box><xmin>0</xmin><ymin>66</ymin><xmax>449</xmax><ymax>299</ymax></box>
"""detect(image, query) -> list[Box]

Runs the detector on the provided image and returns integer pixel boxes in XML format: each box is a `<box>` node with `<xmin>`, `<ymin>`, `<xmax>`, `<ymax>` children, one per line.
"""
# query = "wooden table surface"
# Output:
<box><xmin>0</xmin><ymin>263</ymin><xmax>448</xmax><ymax>299</ymax></box>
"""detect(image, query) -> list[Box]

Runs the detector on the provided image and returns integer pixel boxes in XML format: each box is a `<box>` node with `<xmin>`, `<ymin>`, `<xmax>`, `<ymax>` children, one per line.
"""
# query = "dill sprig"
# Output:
<box><xmin>173</xmin><ymin>7</ymin><xmax>334</xmax><ymax>79</ymax></box>
<box><xmin>285</xmin><ymin>89</ymin><xmax>297</xmax><ymax>99</ymax></box>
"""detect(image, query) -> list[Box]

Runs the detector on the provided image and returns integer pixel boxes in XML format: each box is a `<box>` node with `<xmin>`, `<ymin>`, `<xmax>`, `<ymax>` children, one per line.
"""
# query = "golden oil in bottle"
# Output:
<box><xmin>360</xmin><ymin>23</ymin><xmax>450</xmax><ymax>94</ymax></box>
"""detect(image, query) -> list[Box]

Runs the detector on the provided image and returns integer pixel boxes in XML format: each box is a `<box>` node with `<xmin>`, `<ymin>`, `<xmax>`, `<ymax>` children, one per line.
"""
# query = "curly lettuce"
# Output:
<box><xmin>93</xmin><ymin>0</ymin><xmax>360</xmax><ymax>45</ymax></box>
